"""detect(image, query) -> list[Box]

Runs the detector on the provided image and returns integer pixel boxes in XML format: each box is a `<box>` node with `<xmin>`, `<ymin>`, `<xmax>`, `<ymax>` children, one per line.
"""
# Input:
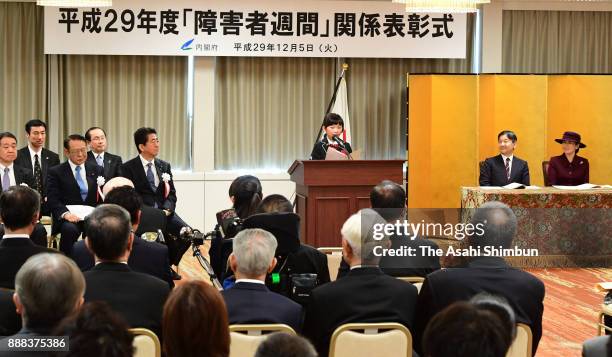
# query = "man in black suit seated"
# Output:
<box><xmin>0</xmin><ymin>253</ymin><xmax>85</xmax><ymax>356</ymax></box>
<box><xmin>14</xmin><ymin>119</ymin><xmax>60</xmax><ymax>216</ymax></box>
<box><xmin>0</xmin><ymin>288</ymin><xmax>20</xmax><ymax>336</ymax></box>
<box><xmin>83</xmin><ymin>204</ymin><xmax>170</xmax><ymax>337</ymax></box>
<box><xmin>479</xmin><ymin>130</ymin><xmax>530</xmax><ymax>186</ymax></box>
<box><xmin>71</xmin><ymin>177</ymin><xmax>174</xmax><ymax>288</ymax></box>
<box><xmin>413</xmin><ymin>201</ymin><xmax>545</xmax><ymax>356</ymax></box>
<box><xmin>222</xmin><ymin>228</ymin><xmax>303</xmax><ymax>331</ymax></box>
<box><xmin>338</xmin><ymin>180</ymin><xmax>441</xmax><ymax>279</ymax></box>
<box><xmin>303</xmin><ymin>209</ymin><xmax>419</xmax><ymax>357</ymax></box>
<box><xmin>0</xmin><ymin>132</ymin><xmax>47</xmax><ymax>246</ymax></box>
<box><xmin>46</xmin><ymin>134</ymin><xmax>104</xmax><ymax>255</ymax></box>
<box><xmin>85</xmin><ymin>127</ymin><xmax>123</xmax><ymax>180</ymax></box>
<box><xmin>0</xmin><ymin>186</ymin><xmax>56</xmax><ymax>289</ymax></box>
<box><xmin>120</xmin><ymin>127</ymin><xmax>191</xmax><ymax>279</ymax></box>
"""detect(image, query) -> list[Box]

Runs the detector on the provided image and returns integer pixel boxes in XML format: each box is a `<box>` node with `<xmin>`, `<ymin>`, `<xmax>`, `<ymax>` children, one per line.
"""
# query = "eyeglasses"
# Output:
<box><xmin>68</xmin><ymin>148</ymin><xmax>87</xmax><ymax>154</ymax></box>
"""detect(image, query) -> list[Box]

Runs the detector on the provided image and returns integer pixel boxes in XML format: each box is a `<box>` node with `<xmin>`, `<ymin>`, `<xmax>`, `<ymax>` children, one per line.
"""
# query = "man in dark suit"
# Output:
<box><xmin>0</xmin><ymin>132</ymin><xmax>47</xmax><ymax>246</ymax></box>
<box><xmin>222</xmin><ymin>229</ymin><xmax>303</xmax><ymax>332</ymax></box>
<box><xmin>303</xmin><ymin>209</ymin><xmax>419</xmax><ymax>357</ymax></box>
<box><xmin>85</xmin><ymin>127</ymin><xmax>123</xmax><ymax>180</ymax></box>
<box><xmin>479</xmin><ymin>130</ymin><xmax>530</xmax><ymax>186</ymax></box>
<box><xmin>0</xmin><ymin>288</ymin><xmax>21</xmax><ymax>336</ymax></box>
<box><xmin>413</xmin><ymin>201</ymin><xmax>545</xmax><ymax>356</ymax></box>
<box><xmin>83</xmin><ymin>204</ymin><xmax>170</xmax><ymax>337</ymax></box>
<box><xmin>72</xmin><ymin>182</ymin><xmax>174</xmax><ymax>288</ymax></box>
<box><xmin>14</xmin><ymin>119</ymin><xmax>60</xmax><ymax>216</ymax></box>
<box><xmin>120</xmin><ymin>127</ymin><xmax>191</xmax><ymax>278</ymax></box>
<box><xmin>0</xmin><ymin>253</ymin><xmax>84</xmax><ymax>356</ymax></box>
<box><xmin>46</xmin><ymin>134</ymin><xmax>104</xmax><ymax>255</ymax></box>
<box><xmin>0</xmin><ymin>186</ymin><xmax>56</xmax><ymax>289</ymax></box>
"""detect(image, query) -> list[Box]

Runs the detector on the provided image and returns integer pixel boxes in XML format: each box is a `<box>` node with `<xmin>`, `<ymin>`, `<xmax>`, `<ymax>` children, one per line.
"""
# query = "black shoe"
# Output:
<box><xmin>171</xmin><ymin>269</ymin><xmax>182</xmax><ymax>280</ymax></box>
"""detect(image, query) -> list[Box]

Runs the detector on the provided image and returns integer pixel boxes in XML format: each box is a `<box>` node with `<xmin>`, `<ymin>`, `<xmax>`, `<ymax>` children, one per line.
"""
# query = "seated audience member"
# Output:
<box><xmin>0</xmin><ymin>253</ymin><xmax>85</xmax><ymax>356</ymax></box>
<box><xmin>85</xmin><ymin>127</ymin><xmax>123</xmax><ymax>181</ymax></box>
<box><xmin>230</xmin><ymin>175</ymin><xmax>263</xmax><ymax>220</ymax></box>
<box><xmin>83</xmin><ymin>204</ymin><xmax>170</xmax><ymax>337</ymax></box>
<box><xmin>583</xmin><ymin>335</ymin><xmax>612</xmax><ymax>357</ymax></box>
<box><xmin>71</xmin><ymin>178</ymin><xmax>174</xmax><ymax>288</ymax></box>
<box><xmin>163</xmin><ymin>281</ymin><xmax>230</xmax><ymax>357</ymax></box>
<box><xmin>255</xmin><ymin>333</ymin><xmax>318</xmax><ymax>357</ymax></box>
<box><xmin>0</xmin><ymin>186</ymin><xmax>56</xmax><ymax>289</ymax></box>
<box><xmin>0</xmin><ymin>288</ymin><xmax>21</xmax><ymax>336</ymax></box>
<box><xmin>422</xmin><ymin>300</ymin><xmax>515</xmax><ymax>357</ymax></box>
<box><xmin>46</xmin><ymin>134</ymin><xmax>104</xmax><ymax>255</ymax></box>
<box><xmin>222</xmin><ymin>229</ymin><xmax>303</xmax><ymax>332</ymax></box>
<box><xmin>303</xmin><ymin>209</ymin><xmax>418</xmax><ymax>357</ymax></box>
<box><xmin>0</xmin><ymin>132</ymin><xmax>47</xmax><ymax>246</ymax></box>
<box><xmin>414</xmin><ymin>201</ymin><xmax>545</xmax><ymax>356</ymax></box>
<box><xmin>479</xmin><ymin>130</ymin><xmax>530</xmax><ymax>187</ymax></box>
<box><xmin>52</xmin><ymin>301</ymin><xmax>134</xmax><ymax>357</ymax></box>
<box><xmin>547</xmin><ymin>131</ymin><xmax>589</xmax><ymax>186</ymax></box>
<box><xmin>338</xmin><ymin>180</ymin><xmax>441</xmax><ymax>279</ymax></box>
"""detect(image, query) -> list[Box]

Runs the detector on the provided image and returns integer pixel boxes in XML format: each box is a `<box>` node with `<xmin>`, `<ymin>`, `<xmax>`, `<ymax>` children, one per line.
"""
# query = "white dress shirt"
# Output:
<box><xmin>28</xmin><ymin>145</ymin><xmax>43</xmax><ymax>172</ymax></box>
<box><xmin>139</xmin><ymin>155</ymin><xmax>159</xmax><ymax>187</ymax></box>
<box><xmin>0</xmin><ymin>163</ymin><xmax>17</xmax><ymax>187</ymax></box>
<box><xmin>501</xmin><ymin>154</ymin><xmax>514</xmax><ymax>175</ymax></box>
<box><xmin>68</xmin><ymin>160</ymin><xmax>87</xmax><ymax>185</ymax></box>
<box><xmin>235</xmin><ymin>279</ymin><xmax>265</xmax><ymax>285</ymax></box>
<box><xmin>1</xmin><ymin>234</ymin><xmax>30</xmax><ymax>239</ymax></box>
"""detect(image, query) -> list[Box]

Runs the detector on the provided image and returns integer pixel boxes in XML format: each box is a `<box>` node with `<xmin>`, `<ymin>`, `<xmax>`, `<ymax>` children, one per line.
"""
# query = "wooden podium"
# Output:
<box><xmin>288</xmin><ymin>160</ymin><xmax>404</xmax><ymax>247</ymax></box>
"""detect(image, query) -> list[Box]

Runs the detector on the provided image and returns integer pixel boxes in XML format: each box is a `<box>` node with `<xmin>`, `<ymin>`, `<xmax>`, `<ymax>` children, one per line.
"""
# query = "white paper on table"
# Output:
<box><xmin>553</xmin><ymin>183</ymin><xmax>609</xmax><ymax>190</ymax></box>
<box><xmin>479</xmin><ymin>186</ymin><xmax>503</xmax><ymax>190</ymax></box>
<box><xmin>66</xmin><ymin>205</ymin><xmax>95</xmax><ymax>220</ymax></box>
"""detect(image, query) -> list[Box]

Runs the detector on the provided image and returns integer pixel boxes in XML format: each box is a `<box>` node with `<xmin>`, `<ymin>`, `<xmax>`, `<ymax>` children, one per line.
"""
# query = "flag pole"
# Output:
<box><xmin>312</xmin><ymin>63</ymin><xmax>349</xmax><ymax>148</ymax></box>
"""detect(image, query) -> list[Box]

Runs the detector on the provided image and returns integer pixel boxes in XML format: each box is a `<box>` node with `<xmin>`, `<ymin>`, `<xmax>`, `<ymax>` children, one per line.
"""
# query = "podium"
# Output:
<box><xmin>288</xmin><ymin>160</ymin><xmax>404</xmax><ymax>247</ymax></box>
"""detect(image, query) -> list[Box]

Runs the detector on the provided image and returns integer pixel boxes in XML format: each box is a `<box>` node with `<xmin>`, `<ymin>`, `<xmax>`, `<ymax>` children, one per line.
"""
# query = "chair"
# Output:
<box><xmin>505</xmin><ymin>323</ymin><xmax>533</xmax><ymax>357</ymax></box>
<box><xmin>396</xmin><ymin>276</ymin><xmax>425</xmax><ymax>293</ymax></box>
<box><xmin>130</xmin><ymin>328</ymin><xmax>161</xmax><ymax>357</ymax></box>
<box><xmin>542</xmin><ymin>161</ymin><xmax>550</xmax><ymax>186</ymax></box>
<box><xmin>329</xmin><ymin>322</ymin><xmax>412</xmax><ymax>357</ymax></box>
<box><xmin>594</xmin><ymin>282</ymin><xmax>612</xmax><ymax>335</ymax></box>
<box><xmin>318</xmin><ymin>247</ymin><xmax>343</xmax><ymax>281</ymax></box>
<box><xmin>229</xmin><ymin>324</ymin><xmax>296</xmax><ymax>357</ymax></box>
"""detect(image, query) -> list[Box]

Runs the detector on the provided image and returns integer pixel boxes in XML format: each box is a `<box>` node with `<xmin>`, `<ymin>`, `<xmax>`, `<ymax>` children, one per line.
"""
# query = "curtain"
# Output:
<box><xmin>503</xmin><ymin>10</ymin><xmax>612</xmax><ymax>73</ymax></box>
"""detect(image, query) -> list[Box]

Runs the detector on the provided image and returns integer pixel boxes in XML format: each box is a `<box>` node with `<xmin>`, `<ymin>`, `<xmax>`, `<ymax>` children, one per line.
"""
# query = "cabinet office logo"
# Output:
<box><xmin>181</xmin><ymin>39</ymin><xmax>194</xmax><ymax>50</ymax></box>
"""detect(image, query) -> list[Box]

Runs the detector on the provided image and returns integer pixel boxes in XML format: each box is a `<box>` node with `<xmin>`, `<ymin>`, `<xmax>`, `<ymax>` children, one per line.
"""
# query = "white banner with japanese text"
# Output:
<box><xmin>44</xmin><ymin>0</ymin><xmax>467</xmax><ymax>58</ymax></box>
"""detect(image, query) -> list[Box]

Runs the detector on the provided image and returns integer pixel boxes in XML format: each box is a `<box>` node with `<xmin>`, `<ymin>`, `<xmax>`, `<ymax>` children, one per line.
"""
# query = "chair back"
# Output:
<box><xmin>505</xmin><ymin>323</ymin><xmax>533</xmax><ymax>357</ymax></box>
<box><xmin>229</xmin><ymin>324</ymin><xmax>296</xmax><ymax>357</ymax></box>
<box><xmin>542</xmin><ymin>161</ymin><xmax>550</xmax><ymax>186</ymax></box>
<box><xmin>130</xmin><ymin>328</ymin><xmax>161</xmax><ymax>357</ymax></box>
<box><xmin>318</xmin><ymin>247</ymin><xmax>343</xmax><ymax>281</ymax></box>
<box><xmin>329</xmin><ymin>323</ymin><xmax>412</xmax><ymax>357</ymax></box>
<box><xmin>396</xmin><ymin>276</ymin><xmax>425</xmax><ymax>293</ymax></box>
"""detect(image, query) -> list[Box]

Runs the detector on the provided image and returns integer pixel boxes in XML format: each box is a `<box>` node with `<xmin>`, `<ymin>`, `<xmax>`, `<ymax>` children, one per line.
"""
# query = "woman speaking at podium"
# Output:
<box><xmin>310</xmin><ymin>113</ymin><xmax>353</xmax><ymax>160</ymax></box>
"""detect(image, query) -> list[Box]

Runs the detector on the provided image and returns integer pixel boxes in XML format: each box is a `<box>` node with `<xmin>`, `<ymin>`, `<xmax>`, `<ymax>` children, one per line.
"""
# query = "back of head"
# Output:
<box><xmin>15</xmin><ymin>253</ymin><xmax>85</xmax><ymax>331</ymax></box>
<box><xmin>229</xmin><ymin>175</ymin><xmax>262</xmax><ymax>219</ymax></box>
<box><xmin>255</xmin><ymin>333</ymin><xmax>317</xmax><ymax>357</ymax></box>
<box><xmin>163</xmin><ymin>281</ymin><xmax>229</xmax><ymax>357</ymax></box>
<box><xmin>341</xmin><ymin>208</ymin><xmax>390</xmax><ymax>265</ymax></box>
<box><xmin>102</xmin><ymin>177</ymin><xmax>134</xmax><ymax>196</ymax></box>
<box><xmin>423</xmin><ymin>301</ymin><xmax>514</xmax><ymax>357</ymax></box>
<box><xmin>104</xmin><ymin>186</ymin><xmax>142</xmax><ymax>225</ymax></box>
<box><xmin>232</xmin><ymin>228</ymin><xmax>278</xmax><ymax>278</ymax></box>
<box><xmin>470</xmin><ymin>201</ymin><xmax>517</xmax><ymax>249</ymax></box>
<box><xmin>470</xmin><ymin>293</ymin><xmax>517</xmax><ymax>340</ymax></box>
<box><xmin>85</xmin><ymin>204</ymin><xmax>132</xmax><ymax>261</ymax></box>
<box><xmin>53</xmin><ymin>301</ymin><xmax>134</xmax><ymax>357</ymax></box>
<box><xmin>369</xmin><ymin>180</ymin><xmax>406</xmax><ymax>222</ymax></box>
<box><xmin>0</xmin><ymin>186</ymin><xmax>40</xmax><ymax>230</ymax></box>
<box><xmin>258</xmin><ymin>194</ymin><xmax>293</xmax><ymax>214</ymax></box>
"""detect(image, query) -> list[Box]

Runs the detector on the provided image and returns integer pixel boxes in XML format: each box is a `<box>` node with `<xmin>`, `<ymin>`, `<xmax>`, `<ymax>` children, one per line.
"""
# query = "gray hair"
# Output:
<box><xmin>233</xmin><ymin>228</ymin><xmax>278</xmax><ymax>277</ymax></box>
<box><xmin>15</xmin><ymin>253</ymin><xmax>85</xmax><ymax>330</ymax></box>
<box><xmin>341</xmin><ymin>208</ymin><xmax>389</xmax><ymax>265</ymax></box>
<box><xmin>470</xmin><ymin>201</ymin><xmax>517</xmax><ymax>249</ymax></box>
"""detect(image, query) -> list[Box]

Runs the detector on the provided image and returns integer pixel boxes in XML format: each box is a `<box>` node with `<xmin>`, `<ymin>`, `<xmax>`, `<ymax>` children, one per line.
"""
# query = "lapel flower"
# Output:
<box><xmin>161</xmin><ymin>173</ymin><xmax>171</xmax><ymax>183</ymax></box>
<box><xmin>96</xmin><ymin>176</ymin><xmax>106</xmax><ymax>187</ymax></box>
<box><xmin>20</xmin><ymin>183</ymin><xmax>29</xmax><ymax>187</ymax></box>
<box><xmin>96</xmin><ymin>176</ymin><xmax>105</xmax><ymax>201</ymax></box>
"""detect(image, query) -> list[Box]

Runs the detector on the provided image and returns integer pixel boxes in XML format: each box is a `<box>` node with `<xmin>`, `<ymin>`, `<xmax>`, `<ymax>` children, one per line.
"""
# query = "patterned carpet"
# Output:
<box><xmin>176</xmin><ymin>244</ymin><xmax>612</xmax><ymax>357</ymax></box>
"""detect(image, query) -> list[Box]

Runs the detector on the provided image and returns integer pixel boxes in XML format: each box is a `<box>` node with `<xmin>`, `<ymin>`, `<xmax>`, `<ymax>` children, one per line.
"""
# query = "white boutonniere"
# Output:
<box><xmin>161</xmin><ymin>173</ymin><xmax>171</xmax><ymax>199</ymax></box>
<box><xmin>20</xmin><ymin>183</ymin><xmax>29</xmax><ymax>187</ymax></box>
<box><xmin>161</xmin><ymin>173</ymin><xmax>171</xmax><ymax>183</ymax></box>
<box><xmin>96</xmin><ymin>176</ymin><xmax>105</xmax><ymax>201</ymax></box>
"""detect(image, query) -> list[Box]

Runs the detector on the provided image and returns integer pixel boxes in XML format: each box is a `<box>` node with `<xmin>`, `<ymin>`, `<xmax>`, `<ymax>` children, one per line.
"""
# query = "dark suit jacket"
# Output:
<box><xmin>582</xmin><ymin>336</ymin><xmax>610</xmax><ymax>357</ymax></box>
<box><xmin>414</xmin><ymin>257</ymin><xmax>545</xmax><ymax>356</ymax></box>
<box><xmin>15</xmin><ymin>147</ymin><xmax>60</xmax><ymax>190</ymax></box>
<box><xmin>0</xmin><ymin>288</ymin><xmax>21</xmax><ymax>337</ymax></box>
<box><xmin>86</xmin><ymin>151</ymin><xmax>123</xmax><ymax>181</ymax></box>
<box><xmin>72</xmin><ymin>236</ymin><xmax>174</xmax><ymax>288</ymax></box>
<box><xmin>0</xmin><ymin>165</ymin><xmax>35</xmax><ymax>191</ymax></box>
<box><xmin>46</xmin><ymin>161</ymin><xmax>104</xmax><ymax>234</ymax></box>
<box><xmin>303</xmin><ymin>267</ymin><xmax>418</xmax><ymax>357</ymax></box>
<box><xmin>222</xmin><ymin>282</ymin><xmax>303</xmax><ymax>332</ymax></box>
<box><xmin>84</xmin><ymin>262</ymin><xmax>170</xmax><ymax>337</ymax></box>
<box><xmin>120</xmin><ymin>157</ymin><xmax>177</xmax><ymax>212</ymax></box>
<box><xmin>0</xmin><ymin>238</ymin><xmax>56</xmax><ymax>289</ymax></box>
<box><xmin>311</xmin><ymin>137</ymin><xmax>353</xmax><ymax>160</ymax></box>
<box><xmin>479</xmin><ymin>154</ymin><xmax>530</xmax><ymax>186</ymax></box>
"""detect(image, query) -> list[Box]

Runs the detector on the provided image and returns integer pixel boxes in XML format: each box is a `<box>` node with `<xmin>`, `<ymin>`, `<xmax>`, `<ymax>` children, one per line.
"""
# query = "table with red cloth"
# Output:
<box><xmin>460</xmin><ymin>187</ymin><xmax>612</xmax><ymax>268</ymax></box>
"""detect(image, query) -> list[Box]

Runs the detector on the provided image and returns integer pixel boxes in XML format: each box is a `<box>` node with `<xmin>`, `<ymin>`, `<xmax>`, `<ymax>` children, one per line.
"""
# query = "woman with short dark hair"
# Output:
<box><xmin>547</xmin><ymin>131</ymin><xmax>589</xmax><ymax>186</ymax></box>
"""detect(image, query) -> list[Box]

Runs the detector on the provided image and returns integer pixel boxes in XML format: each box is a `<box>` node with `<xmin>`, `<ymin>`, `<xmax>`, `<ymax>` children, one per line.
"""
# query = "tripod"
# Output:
<box><xmin>184</xmin><ymin>227</ymin><xmax>224</xmax><ymax>290</ymax></box>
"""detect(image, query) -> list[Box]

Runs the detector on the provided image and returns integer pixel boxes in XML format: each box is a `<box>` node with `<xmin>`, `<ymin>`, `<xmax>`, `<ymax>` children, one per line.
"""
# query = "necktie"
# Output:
<box><xmin>75</xmin><ymin>166</ymin><xmax>88</xmax><ymax>201</ymax></box>
<box><xmin>34</xmin><ymin>154</ymin><xmax>43</xmax><ymax>194</ymax></box>
<box><xmin>2</xmin><ymin>167</ymin><xmax>9</xmax><ymax>192</ymax></box>
<box><xmin>96</xmin><ymin>155</ymin><xmax>104</xmax><ymax>168</ymax></box>
<box><xmin>505</xmin><ymin>157</ymin><xmax>511</xmax><ymax>182</ymax></box>
<box><xmin>146</xmin><ymin>163</ymin><xmax>157</xmax><ymax>192</ymax></box>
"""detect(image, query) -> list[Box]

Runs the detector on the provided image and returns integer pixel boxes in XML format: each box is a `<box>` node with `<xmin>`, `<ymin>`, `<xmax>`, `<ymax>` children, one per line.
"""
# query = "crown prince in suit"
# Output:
<box><xmin>46</xmin><ymin>135</ymin><xmax>104</xmax><ymax>255</ymax></box>
<box><xmin>120</xmin><ymin>127</ymin><xmax>191</xmax><ymax>278</ymax></box>
<box><xmin>479</xmin><ymin>130</ymin><xmax>530</xmax><ymax>187</ymax></box>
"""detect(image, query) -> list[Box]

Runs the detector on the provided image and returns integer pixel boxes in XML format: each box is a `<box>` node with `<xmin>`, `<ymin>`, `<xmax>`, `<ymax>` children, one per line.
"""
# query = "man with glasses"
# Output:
<box><xmin>84</xmin><ymin>127</ymin><xmax>123</xmax><ymax>181</ymax></box>
<box><xmin>47</xmin><ymin>135</ymin><xmax>104</xmax><ymax>255</ymax></box>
